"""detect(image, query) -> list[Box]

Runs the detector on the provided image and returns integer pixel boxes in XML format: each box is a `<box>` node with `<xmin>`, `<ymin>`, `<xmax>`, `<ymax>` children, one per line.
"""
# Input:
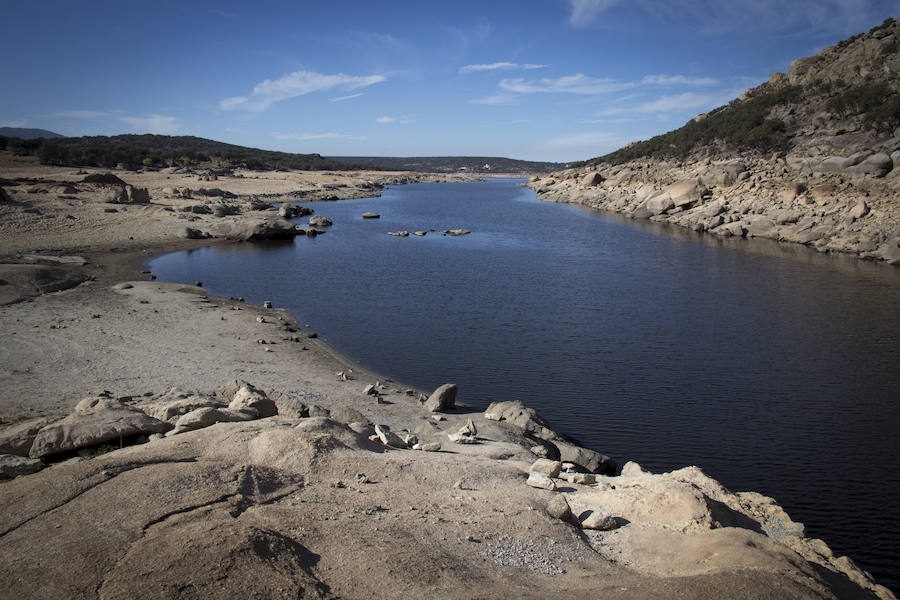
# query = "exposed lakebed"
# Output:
<box><xmin>151</xmin><ymin>178</ymin><xmax>900</xmax><ymax>590</ymax></box>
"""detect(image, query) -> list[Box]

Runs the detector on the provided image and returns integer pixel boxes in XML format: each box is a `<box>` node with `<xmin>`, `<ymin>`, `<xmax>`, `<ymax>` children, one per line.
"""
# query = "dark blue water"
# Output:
<box><xmin>151</xmin><ymin>179</ymin><xmax>900</xmax><ymax>590</ymax></box>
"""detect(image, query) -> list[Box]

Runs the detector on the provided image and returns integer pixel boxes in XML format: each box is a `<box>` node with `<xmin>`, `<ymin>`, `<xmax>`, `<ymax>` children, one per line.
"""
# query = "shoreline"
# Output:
<box><xmin>1</xmin><ymin>166</ymin><xmax>895</xmax><ymax>598</ymax></box>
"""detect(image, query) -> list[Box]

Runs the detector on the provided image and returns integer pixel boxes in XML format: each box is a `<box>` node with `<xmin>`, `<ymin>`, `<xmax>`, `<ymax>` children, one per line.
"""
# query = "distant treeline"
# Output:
<box><xmin>328</xmin><ymin>155</ymin><xmax>565</xmax><ymax>173</ymax></box>
<box><xmin>0</xmin><ymin>134</ymin><xmax>366</xmax><ymax>171</ymax></box>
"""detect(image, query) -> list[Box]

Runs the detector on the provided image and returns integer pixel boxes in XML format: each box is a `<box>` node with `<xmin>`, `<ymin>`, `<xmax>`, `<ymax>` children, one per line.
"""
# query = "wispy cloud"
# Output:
<box><xmin>221</xmin><ymin>70</ymin><xmax>387</xmax><ymax>112</ymax></box>
<box><xmin>636</xmin><ymin>89</ymin><xmax>743</xmax><ymax>113</ymax></box>
<box><xmin>569</xmin><ymin>0</ymin><xmax>622</xmax><ymax>27</ymax></box>
<box><xmin>376</xmin><ymin>115</ymin><xmax>412</xmax><ymax>124</ymax></box>
<box><xmin>470</xmin><ymin>94</ymin><xmax>519</xmax><ymax>105</ymax></box>
<box><xmin>460</xmin><ymin>62</ymin><xmax>548</xmax><ymax>74</ymax></box>
<box><xmin>500</xmin><ymin>74</ymin><xmax>634</xmax><ymax>95</ymax></box>
<box><xmin>52</xmin><ymin>110</ymin><xmax>111</xmax><ymax>119</ymax></box>
<box><xmin>641</xmin><ymin>74</ymin><xmax>718</xmax><ymax>86</ymax></box>
<box><xmin>210</xmin><ymin>9</ymin><xmax>238</xmax><ymax>20</ymax></box>
<box><xmin>120</xmin><ymin>115</ymin><xmax>178</xmax><ymax>134</ymax></box>
<box><xmin>0</xmin><ymin>120</ymin><xmax>27</xmax><ymax>128</ymax></box>
<box><xmin>273</xmin><ymin>132</ymin><xmax>366</xmax><ymax>141</ymax></box>
<box><xmin>330</xmin><ymin>93</ymin><xmax>364</xmax><ymax>103</ymax></box>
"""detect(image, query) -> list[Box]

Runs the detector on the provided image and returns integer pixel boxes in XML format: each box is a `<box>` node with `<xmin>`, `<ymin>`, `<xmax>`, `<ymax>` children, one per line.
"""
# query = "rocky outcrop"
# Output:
<box><xmin>529</xmin><ymin>153</ymin><xmax>900</xmax><ymax>264</ymax></box>
<box><xmin>29</xmin><ymin>395</ymin><xmax>172</xmax><ymax>458</ymax></box>
<box><xmin>204</xmin><ymin>217</ymin><xmax>300</xmax><ymax>241</ymax></box>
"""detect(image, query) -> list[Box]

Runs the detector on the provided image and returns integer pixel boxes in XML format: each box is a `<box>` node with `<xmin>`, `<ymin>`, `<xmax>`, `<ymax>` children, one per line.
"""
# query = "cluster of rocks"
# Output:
<box><xmin>530</xmin><ymin>149</ymin><xmax>900</xmax><ymax>263</ymax></box>
<box><xmin>387</xmin><ymin>228</ymin><xmax>471</xmax><ymax>237</ymax></box>
<box><xmin>0</xmin><ymin>381</ymin><xmax>278</xmax><ymax>479</ymax></box>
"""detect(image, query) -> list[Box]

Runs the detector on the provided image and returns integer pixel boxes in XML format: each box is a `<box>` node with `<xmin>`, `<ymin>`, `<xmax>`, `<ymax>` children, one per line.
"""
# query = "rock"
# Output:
<box><xmin>545</xmin><ymin>495</ymin><xmax>575</xmax><ymax>522</ymax></box>
<box><xmin>331</xmin><ymin>407</ymin><xmax>369</xmax><ymax>426</ymax></box>
<box><xmin>483</xmin><ymin>401</ymin><xmax>561</xmax><ymax>441</ymax></box>
<box><xmin>458</xmin><ymin>419</ymin><xmax>477</xmax><ymax>437</ymax></box>
<box><xmin>580</xmin><ymin>510</ymin><xmax>619</xmax><ymax>531</ymax></box>
<box><xmin>208</xmin><ymin>218</ymin><xmax>299</xmax><ymax>241</ymax></box>
<box><xmin>554</xmin><ymin>441</ymin><xmax>616</xmax><ymax>475</ymax></box>
<box><xmin>702</xmin><ymin>199</ymin><xmax>726</xmax><ymax>218</ymax></box>
<box><xmin>183</xmin><ymin>227</ymin><xmax>208</xmax><ymax>240</ymax></box>
<box><xmin>581</xmin><ymin>172</ymin><xmax>604</xmax><ymax>186</ymax></box>
<box><xmin>423</xmin><ymin>383</ymin><xmax>457</xmax><ymax>412</ymax></box>
<box><xmin>388</xmin><ymin>231</ymin><xmax>409</xmax><ymax>237</ymax></box>
<box><xmin>529</xmin><ymin>459</ymin><xmax>562</xmax><ymax>478</ymax></box>
<box><xmin>667</xmin><ymin>180</ymin><xmax>707</xmax><ymax>208</ymax></box>
<box><xmin>307</xmin><ymin>405</ymin><xmax>331</xmax><ymax>418</ymax></box>
<box><xmin>773</xmin><ymin>209</ymin><xmax>802</xmax><ymax>225</ymax></box>
<box><xmin>125</xmin><ymin>185</ymin><xmax>150</xmax><ymax>204</ymax></box>
<box><xmin>565</xmin><ymin>472</ymin><xmax>597</xmax><ymax>485</ymax></box>
<box><xmin>0</xmin><ymin>187</ymin><xmax>10</xmax><ymax>203</ymax></box>
<box><xmin>0</xmin><ymin>454</ymin><xmax>43</xmax><ymax>479</ymax></box>
<box><xmin>447</xmin><ymin>432</ymin><xmax>477</xmax><ymax>444</ymax></box>
<box><xmin>174</xmin><ymin>407</ymin><xmax>250</xmax><ymax>432</ymax></box>
<box><xmin>744</xmin><ymin>216</ymin><xmax>776</xmax><ymax>238</ymax></box>
<box><xmin>308</xmin><ymin>215</ymin><xmax>332</xmax><ymax>227</ymax></box>
<box><xmin>526</xmin><ymin>472</ymin><xmax>557</xmax><ymax>490</ymax></box>
<box><xmin>845</xmin><ymin>153</ymin><xmax>892</xmax><ymax>177</ymax></box>
<box><xmin>227</xmin><ymin>383</ymin><xmax>277</xmax><ymax>418</ymax></box>
<box><xmin>530</xmin><ymin>445</ymin><xmax>550</xmax><ymax>458</ymax></box>
<box><xmin>401</xmin><ymin>433</ymin><xmax>419</xmax><ymax>447</ymax></box>
<box><xmin>444</xmin><ymin>229</ymin><xmax>471</xmax><ymax>236</ymax></box>
<box><xmin>849</xmin><ymin>200</ymin><xmax>869</xmax><ymax>220</ymax></box>
<box><xmin>700</xmin><ymin>160</ymin><xmax>746</xmax><ymax>187</ymax></box>
<box><xmin>413</xmin><ymin>231</ymin><xmax>428</xmax><ymax>236</ymax></box>
<box><xmin>29</xmin><ymin>396</ymin><xmax>172</xmax><ymax>458</ymax></box>
<box><xmin>361</xmin><ymin>212</ymin><xmax>380</xmax><ymax>219</ymax></box>
<box><xmin>0</xmin><ymin>417</ymin><xmax>60</xmax><ymax>456</ymax></box>
<box><xmin>621</xmin><ymin>461</ymin><xmax>652</xmax><ymax>477</ymax></box>
<box><xmin>643</xmin><ymin>191</ymin><xmax>674</xmax><ymax>215</ymax></box>
<box><xmin>363</xmin><ymin>384</ymin><xmax>377</xmax><ymax>395</ymax></box>
<box><xmin>374</xmin><ymin>424</ymin><xmax>407</xmax><ymax>448</ymax></box>
<box><xmin>141</xmin><ymin>388</ymin><xmax>224</xmax><ymax>422</ymax></box>
<box><xmin>413</xmin><ymin>442</ymin><xmax>441</xmax><ymax>452</ymax></box>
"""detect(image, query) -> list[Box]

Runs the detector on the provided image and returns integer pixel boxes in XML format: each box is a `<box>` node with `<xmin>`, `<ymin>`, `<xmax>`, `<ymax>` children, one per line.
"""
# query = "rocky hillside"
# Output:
<box><xmin>532</xmin><ymin>18</ymin><xmax>900</xmax><ymax>264</ymax></box>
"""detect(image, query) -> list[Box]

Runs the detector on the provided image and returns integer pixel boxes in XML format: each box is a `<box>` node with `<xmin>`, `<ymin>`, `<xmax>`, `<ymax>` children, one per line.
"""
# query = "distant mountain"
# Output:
<box><xmin>0</xmin><ymin>127</ymin><xmax>64</xmax><ymax>139</ymax></box>
<box><xmin>328</xmin><ymin>156</ymin><xmax>564</xmax><ymax>174</ymax></box>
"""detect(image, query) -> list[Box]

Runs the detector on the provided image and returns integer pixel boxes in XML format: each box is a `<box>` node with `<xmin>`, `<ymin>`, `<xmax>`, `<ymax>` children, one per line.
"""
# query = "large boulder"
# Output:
<box><xmin>141</xmin><ymin>388</ymin><xmax>225</xmax><ymax>422</ymax></box>
<box><xmin>29</xmin><ymin>396</ymin><xmax>172</xmax><ymax>458</ymax></box>
<box><xmin>581</xmin><ymin>172</ymin><xmax>604</xmax><ymax>187</ymax></box>
<box><xmin>207</xmin><ymin>218</ymin><xmax>299</xmax><ymax>241</ymax></box>
<box><xmin>483</xmin><ymin>400</ymin><xmax>561</xmax><ymax>441</ymax></box>
<box><xmin>0</xmin><ymin>454</ymin><xmax>43</xmax><ymax>479</ymax></box>
<box><xmin>308</xmin><ymin>215</ymin><xmax>332</xmax><ymax>227</ymax></box>
<box><xmin>423</xmin><ymin>383</ymin><xmax>457</xmax><ymax>412</ymax></box>
<box><xmin>0</xmin><ymin>417</ymin><xmax>60</xmax><ymax>456</ymax></box>
<box><xmin>554</xmin><ymin>440</ymin><xmax>616</xmax><ymax>475</ymax></box>
<box><xmin>228</xmin><ymin>383</ymin><xmax>278</xmax><ymax>418</ymax></box>
<box><xmin>666</xmin><ymin>180</ymin><xmax>708</xmax><ymax>208</ymax></box>
<box><xmin>699</xmin><ymin>160</ymin><xmax>747</xmax><ymax>187</ymax></box>
<box><xmin>845</xmin><ymin>153</ymin><xmax>893</xmax><ymax>177</ymax></box>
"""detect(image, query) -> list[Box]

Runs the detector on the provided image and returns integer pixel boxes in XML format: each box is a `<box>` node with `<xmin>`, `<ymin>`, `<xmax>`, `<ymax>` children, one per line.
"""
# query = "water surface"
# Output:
<box><xmin>151</xmin><ymin>179</ymin><xmax>900</xmax><ymax>590</ymax></box>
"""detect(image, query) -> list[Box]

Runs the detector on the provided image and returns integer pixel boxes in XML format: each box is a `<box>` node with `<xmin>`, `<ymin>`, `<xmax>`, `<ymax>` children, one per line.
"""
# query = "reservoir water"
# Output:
<box><xmin>151</xmin><ymin>179</ymin><xmax>900</xmax><ymax>590</ymax></box>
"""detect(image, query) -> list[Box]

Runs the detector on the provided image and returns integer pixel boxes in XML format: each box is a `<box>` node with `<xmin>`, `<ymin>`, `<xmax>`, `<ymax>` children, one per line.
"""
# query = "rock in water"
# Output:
<box><xmin>423</xmin><ymin>383</ymin><xmax>457</xmax><ymax>412</ymax></box>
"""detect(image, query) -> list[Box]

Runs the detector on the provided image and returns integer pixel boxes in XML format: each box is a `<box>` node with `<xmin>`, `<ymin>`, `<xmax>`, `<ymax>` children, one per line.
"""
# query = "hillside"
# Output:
<box><xmin>328</xmin><ymin>155</ymin><xmax>563</xmax><ymax>174</ymax></box>
<box><xmin>531</xmin><ymin>18</ymin><xmax>900</xmax><ymax>264</ymax></box>
<box><xmin>0</xmin><ymin>134</ymin><xmax>362</xmax><ymax>171</ymax></box>
<box><xmin>0</xmin><ymin>127</ymin><xmax>63</xmax><ymax>140</ymax></box>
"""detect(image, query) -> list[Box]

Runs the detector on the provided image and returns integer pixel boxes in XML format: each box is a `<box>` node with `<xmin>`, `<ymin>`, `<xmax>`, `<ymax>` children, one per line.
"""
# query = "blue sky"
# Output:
<box><xmin>2</xmin><ymin>0</ymin><xmax>898</xmax><ymax>162</ymax></box>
